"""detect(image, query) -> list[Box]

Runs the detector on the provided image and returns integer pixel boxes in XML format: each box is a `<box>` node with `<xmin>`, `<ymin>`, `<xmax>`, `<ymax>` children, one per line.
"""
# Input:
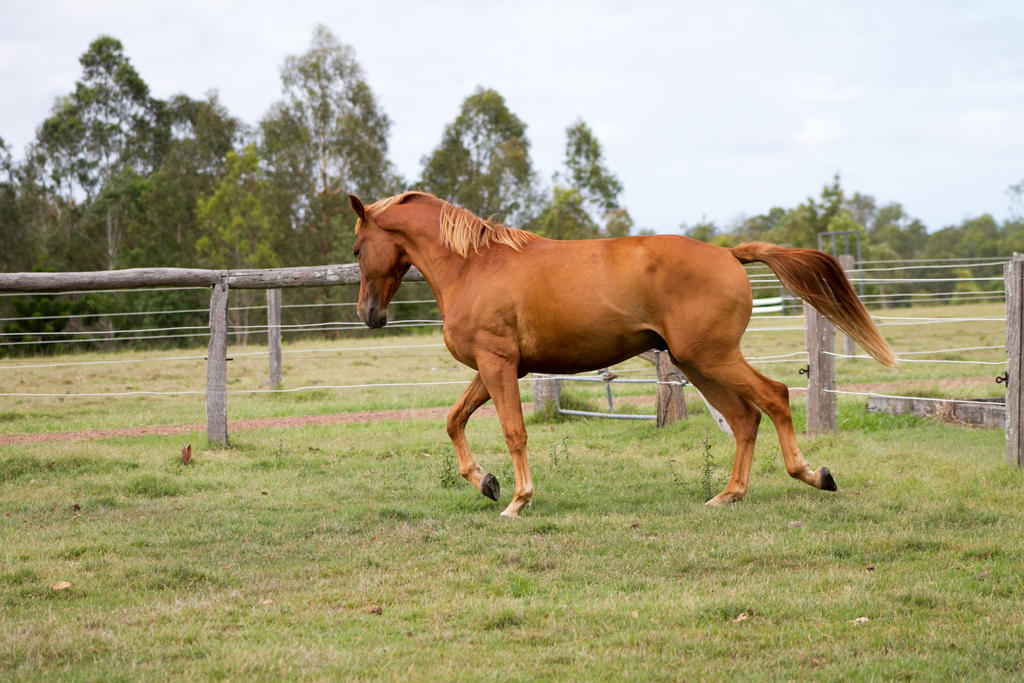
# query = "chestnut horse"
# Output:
<box><xmin>349</xmin><ymin>191</ymin><xmax>895</xmax><ymax>517</ymax></box>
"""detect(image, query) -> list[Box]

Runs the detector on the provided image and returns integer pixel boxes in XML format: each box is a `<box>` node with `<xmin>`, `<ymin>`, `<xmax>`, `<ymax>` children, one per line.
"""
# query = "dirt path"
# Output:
<box><xmin>0</xmin><ymin>405</ymin><xmax>508</xmax><ymax>446</ymax></box>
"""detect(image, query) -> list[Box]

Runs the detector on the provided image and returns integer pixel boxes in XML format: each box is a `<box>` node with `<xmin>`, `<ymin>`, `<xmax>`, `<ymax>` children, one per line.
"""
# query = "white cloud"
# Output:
<box><xmin>1</xmin><ymin>0</ymin><xmax>1022</xmax><ymax>230</ymax></box>
<box><xmin>795</xmin><ymin>118</ymin><xmax>847</xmax><ymax>147</ymax></box>
<box><xmin>954</xmin><ymin>109</ymin><xmax>1024</xmax><ymax>148</ymax></box>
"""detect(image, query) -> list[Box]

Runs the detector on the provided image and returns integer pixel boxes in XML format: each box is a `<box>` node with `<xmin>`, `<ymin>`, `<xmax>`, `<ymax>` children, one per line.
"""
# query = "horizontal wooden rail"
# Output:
<box><xmin>0</xmin><ymin>265</ymin><xmax>424</xmax><ymax>292</ymax></box>
<box><xmin>0</xmin><ymin>263</ymin><xmax>424</xmax><ymax>447</ymax></box>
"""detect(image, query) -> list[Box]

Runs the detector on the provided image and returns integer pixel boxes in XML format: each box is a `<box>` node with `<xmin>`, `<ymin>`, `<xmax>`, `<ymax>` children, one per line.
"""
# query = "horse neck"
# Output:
<box><xmin>391</xmin><ymin>204</ymin><xmax>467</xmax><ymax>301</ymax></box>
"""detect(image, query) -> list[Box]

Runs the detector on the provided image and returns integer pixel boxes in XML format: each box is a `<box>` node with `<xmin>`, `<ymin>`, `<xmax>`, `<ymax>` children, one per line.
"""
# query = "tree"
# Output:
<box><xmin>260</xmin><ymin>24</ymin><xmax>401</xmax><ymax>266</ymax></box>
<box><xmin>36</xmin><ymin>36</ymin><xmax>164</xmax><ymax>203</ymax></box>
<box><xmin>0</xmin><ymin>137</ymin><xmax>35</xmax><ymax>272</ymax></box>
<box><xmin>561</xmin><ymin>120</ymin><xmax>623</xmax><ymax>214</ymax></box>
<box><xmin>843</xmin><ymin>191</ymin><xmax>877</xmax><ymax>229</ymax></box>
<box><xmin>195</xmin><ymin>145</ymin><xmax>281</xmax><ymax>271</ymax></box>
<box><xmin>419</xmin><ymin>87</ymin><xmax>541</xmax><ymax>226</ymax></box>
<box><xmin>731</xmin><ymin>207</ymin><xmax>787</xmax><ymax>243</ymax></box>
<box><xmin>602</xmin><ymin>208</ymin><xmax>633</xmax><ymax>238</ymax></box>
<box><xmin>532</xmin><ymin>186</ymin><xmax>598</xmax><ymax>240</ymax></box>
<box><xmin>868</xmin><ymin>202</ymin><xmax>927</xmax><ymax>260</ymax></box>
<box><xmin>924</xmin><ymin>215</ymin><xmax>1000</xmax><ymax>260</ymax></box>
<box><xmin>83</xmin><ymin>167</ymin><xmax>148</xmax><ymax>271</ymax></box>
<box><xmin>769</xmin><ymin>174</ymin><xmax>846</xmax><ymax>248</ymax></box>
<box><xmin>196</xmin><ymin>145</ymin><xmax>284</xmax><ymax>340</ymax></box>
<box><xmin>129</xmin><ymin>92</ymin><xmax>243</xmax><ymax>268</ymax></box>
<box><xmin>33</xmin><ymin>35</ymin><xmax>166</xmax><ymax>269</ymax></box>
<box><xmin>682</xmin><ymin>219</ymin><xmax>718</xmax><ymax>243</ymax></box>
<box><xmin>555</xmin><ymin>119</ymin><xmax>633</xmax><ymax>237</ymax></box>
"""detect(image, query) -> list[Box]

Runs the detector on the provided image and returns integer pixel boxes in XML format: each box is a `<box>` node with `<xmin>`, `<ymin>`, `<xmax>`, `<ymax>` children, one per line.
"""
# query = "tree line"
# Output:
<box><xmin>0</xmin><ymin>26</ymin><xmax>632</xmax><ymax>348</ymax></box>
<box><xmin>2</xmin><ymin>25</ymin><xmax>1022</xmax><ymax>351</ymax></box>
<box><xmin>685</xmin><ymin>175</ymin><xmax>1024</xmax><ymax>263</ymax></box>
<box><xmin>0</xmin><ymin>26</ymin><xmax>632</xmax><ymax>279</ymax></box>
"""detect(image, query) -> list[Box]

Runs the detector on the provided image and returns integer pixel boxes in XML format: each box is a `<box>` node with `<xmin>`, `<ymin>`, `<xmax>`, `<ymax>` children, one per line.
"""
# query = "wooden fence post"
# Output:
<box><xmin>839</xmin><ymin>254</ymin><xmax>857</xmax><ymax>359</ymax></box>
<box><xmin>804</xmin><ymin>302</ymin><xmax>837</xmax><ymax>436</ymax></box>
<box><xmin>1005</xmin><ymin>255</ymin><xmax>1024</xmax><ymax>466</ymax></box>
<box><xmin>207</xmin><ymin>282</ymin><xmax>229</xmax><ymax>446</ymax></box>
<box><xmin>532</xmin><ymin>376</ymin><xmax>561</xmax><ymax>414</ymax></box>
<box><xmin>267</xmin><ymin>288</ymin><xmax>282</xmax><ymax>389</ymax></box>
<box><xmin>654</xmin><ymin>350</ymin><xmax>687</xmax><ymax>426</ymax></box>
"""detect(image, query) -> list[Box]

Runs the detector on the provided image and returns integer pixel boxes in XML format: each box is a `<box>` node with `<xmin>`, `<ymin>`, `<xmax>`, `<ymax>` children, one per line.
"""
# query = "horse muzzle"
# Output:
<box><xmin>359</xmin><ymin>303</ymin><xmax>388</xmax><ymax>329</ymax></box>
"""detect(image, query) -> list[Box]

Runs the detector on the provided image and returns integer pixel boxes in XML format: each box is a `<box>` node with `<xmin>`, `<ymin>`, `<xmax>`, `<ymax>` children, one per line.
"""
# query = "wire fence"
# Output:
<box><xmin>0</xmin><ymin>257</ymin><xmax>1011</xmax><ymax>434</ymax></box>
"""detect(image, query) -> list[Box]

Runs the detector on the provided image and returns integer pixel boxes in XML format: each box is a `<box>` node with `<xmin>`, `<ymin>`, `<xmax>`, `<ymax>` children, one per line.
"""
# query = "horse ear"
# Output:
<box><xmin>349</xmin><ymin>194</ymin><xmax>366</xmax><ymax>221</ymax></box>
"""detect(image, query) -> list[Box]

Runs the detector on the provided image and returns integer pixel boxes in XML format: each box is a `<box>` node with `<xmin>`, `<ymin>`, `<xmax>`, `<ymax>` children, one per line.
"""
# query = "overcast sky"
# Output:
<box><xmin>2</xmin><ymin>0</ymin><xmax>1022</xmax><ymax>233</ymax></box>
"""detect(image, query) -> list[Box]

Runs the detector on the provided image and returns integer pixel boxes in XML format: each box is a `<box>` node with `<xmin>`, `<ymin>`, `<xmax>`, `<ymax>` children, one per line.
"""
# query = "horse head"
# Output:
<box><xmin>349</xmin><ymin>194</ymin><xmax>412</xmax><ymax>329</ymax></box>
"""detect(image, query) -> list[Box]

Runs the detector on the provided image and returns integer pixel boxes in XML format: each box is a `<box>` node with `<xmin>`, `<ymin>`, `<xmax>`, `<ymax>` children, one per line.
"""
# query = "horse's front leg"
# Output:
<box><xmin>446</xmin><ymin>373</ymin><xmax>499</xmax><ymax>501</ymax></box>
<box><xmin>477</xmin><ymin>354</ymin><xmax>533</xmax><ymax>518</ymax></box>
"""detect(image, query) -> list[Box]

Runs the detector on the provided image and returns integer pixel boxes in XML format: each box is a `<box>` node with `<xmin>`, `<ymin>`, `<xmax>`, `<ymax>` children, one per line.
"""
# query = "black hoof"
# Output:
<box><xmin>819</xmin><ymin>467</ymin><xmax>837</xmax><ymax>492</ymax></box>
<box><xmin>480</xmin><ymin>473</ymin><xmax>500</xmax><ymax>501</ymax></box>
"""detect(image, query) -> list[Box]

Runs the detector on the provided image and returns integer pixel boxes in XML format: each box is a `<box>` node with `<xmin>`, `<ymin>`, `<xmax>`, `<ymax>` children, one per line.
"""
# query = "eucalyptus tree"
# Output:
<box><xmin>196</xmin><ymin>144</ymin><xmax>285</xmax><ymax>338</ymax></box>
<box><xmin>536</xmin><ymin>119</ymin><xmax>632</xmax><ymax>239</ymax></box>
<box><xmin>133</xmin><ymin>92</ymin><xmax>244</xmax><ymax>268</ymax></box>
<box><xmin>0</xmin><ymin>137</ymin><xmax>35</xmax><ymax>272</ymax></box>
<box><xmin>419</xmin><ymin>87</ymin><xmax>541</xmax><ymax>227</ymax></box>
<box><xmin>768</xmin><ymin>174</ymin><xmax>847</xmax><ymax>248</ymax></box>
<box><xmin>260</xmin><ymin>24</ymin><xmax>401</xmax><ymax>267</ymax></box>
<box><xmin>561</xmin><ymin>120</ymin><xmax>623</xmax><ymax>216</ymax></box>
<box><xmin>531</xmin><ymin>186</ymin><xmax>599</xmax><ymax>240</ymax></box>
<box><xmin>867</xmin><ymin>202</ymin><xmax>927</xmax><ymax>260</ymax></box>
<box><xmin>33</xmin><ymin>35</ymin><xmax>166</xmax><ymax>270</ymax></box>
<box><xmin>562</xmin><ymin>119</ymin><xmax>632</xmax><ymax>236</ymax></box>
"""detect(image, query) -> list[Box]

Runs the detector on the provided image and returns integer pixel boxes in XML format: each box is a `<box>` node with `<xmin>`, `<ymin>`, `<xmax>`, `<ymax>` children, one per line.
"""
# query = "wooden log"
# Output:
<box><xmin>267</xmin><ymin>289</ymin><xmax>282</xmax><ymax>390</ymax></box>
<box><xmin>0</xmin><ymin>265</ymin><xmax>424</xmax><ymax>292</ymax></box>
<box><xmin>1005</xmin><ymin>256</ymin><xmax>1024</xmax><ymax>465</ymax></box>
<box><xmin>867</xmin><ymin>395</ymin><xmax>1005</xmax><ymax>428</ymax></box>
<box><xmin>0</xmin><ymin>268</ymin><xmax>220</xmax><ymax>291</ymax></box>
<box><xmin>206</xmin><ymin>283</ymin><xmax>230</xmax><ymax>446</ymax></box>
<box><xmin>839</xmin><ymin>254</ymin><xmax>857</xmax><ymax>359</ymax></box>
<box><xmin>224</xmin><ymin>264</ymin><xmax>360</xmax><ymax>288</ymax></box>
<box><xmin>804</xmin><ymin>302</ymin><xmax>837</xmax><ymax>436</ymax></box>
<box><xmin>653</xmin><ymin>350</ymin><xmax>687</xmax><ymax>427</ymax></box>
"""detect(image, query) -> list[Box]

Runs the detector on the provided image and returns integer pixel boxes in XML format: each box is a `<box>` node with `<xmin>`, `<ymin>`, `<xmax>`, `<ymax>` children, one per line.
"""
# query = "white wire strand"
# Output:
<box><xmin>824</xmin><ymin>351</ymin><xmax>1005</xmax><ymax>365</ymax></box>
<box><xmin>847</xmin><ymin>277</ymin><xmax>1005</xmax><ymax>284</ymax></box>
<box><xmin>855</xmin><ymin>261</ymin><xmax>1006</xmax><ymax>273</ymax></box>
<box><xmin>0</xmin><ymin>353</ymin><xmax>209</xmax><ymax>371</ymax></box>
<box><xmin>0</xmin><ymin>298</ymin><xmax>437</xmax><ymax>324</ymax></box>
<box><xmin>0</xmin><ymin>374</ymin><xmax>591</xmax><ymax>398</ymax></box>
<box><xmin>858</xmin><ymin>256</ymin><xmax>1008</xmax><ymax>265</ymax></box>
<box><xmin>824</xmin><ymin>389</ymin><xmax>1003</xmax><ymax>407</ymax></box>
<box><xmin>0</xmin><ymin>321</ymin><xmax>444</xmax><ymax>346</ymax></box>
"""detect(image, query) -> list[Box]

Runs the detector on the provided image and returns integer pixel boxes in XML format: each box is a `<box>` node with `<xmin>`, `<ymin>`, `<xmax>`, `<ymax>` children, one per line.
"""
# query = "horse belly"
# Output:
<box><xmin>517</xmin><ymin>319</ymin><xmax>661</xmax><ymax>374</ymax></box>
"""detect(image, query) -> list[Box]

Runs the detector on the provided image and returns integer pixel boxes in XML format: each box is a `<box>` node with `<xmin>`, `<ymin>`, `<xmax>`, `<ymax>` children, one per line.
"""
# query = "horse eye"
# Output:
<box><xmin>353</xmin><ymin>248</ymin><xmax>361</xmax><ymax>258</ymax></box>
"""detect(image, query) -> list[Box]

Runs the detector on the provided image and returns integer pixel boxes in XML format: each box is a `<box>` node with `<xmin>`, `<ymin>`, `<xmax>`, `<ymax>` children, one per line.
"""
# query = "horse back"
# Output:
<box><xmin>445</xmin><ymin>234</ymin><xmax>753</xmax><ymax>373</ymax></box>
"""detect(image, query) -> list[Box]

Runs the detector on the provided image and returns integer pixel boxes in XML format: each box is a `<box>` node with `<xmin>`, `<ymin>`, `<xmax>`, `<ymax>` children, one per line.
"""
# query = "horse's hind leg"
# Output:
<box><xmin>691</xmin><ymin>359</ymin><xmax>836</xmax><ymax>500</ymax></box>
<box><xmin>679</xmin><ymin>367</ymin><xmax>762</xmax><ymax>505</ymax></box>
<box><xmin>447</xmin><ymin>373</ymin><xmax>500</xmax><ymax>501</ymax></box>
<box><xmin>750</xmin><ymin>369</ymin><xmax>837</xmax><ymax>492</ymax></box>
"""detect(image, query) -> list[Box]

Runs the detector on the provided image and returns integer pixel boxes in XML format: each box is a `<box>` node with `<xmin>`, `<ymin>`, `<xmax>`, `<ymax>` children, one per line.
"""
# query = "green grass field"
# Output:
<box><xmin>1</xmin><ymin>301</ymin><xmax>1021</xmax><ymax>679</ymax></box>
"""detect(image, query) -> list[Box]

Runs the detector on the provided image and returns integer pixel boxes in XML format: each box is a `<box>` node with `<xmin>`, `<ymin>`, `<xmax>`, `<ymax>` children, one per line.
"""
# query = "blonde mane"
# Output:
<box><xmin>438</xmin><ymin>202</ymin><xmax>536</xmax><ymax>257</ymax></box>
<box><xmin>361</xmin><ymin>191</ymin><xmax>536</xmax><ymax>257</ymax></box>
<box><xmin>364</xmin><ymin>191</ymin><xmax>430</xmax><ymax>219</ymax></box>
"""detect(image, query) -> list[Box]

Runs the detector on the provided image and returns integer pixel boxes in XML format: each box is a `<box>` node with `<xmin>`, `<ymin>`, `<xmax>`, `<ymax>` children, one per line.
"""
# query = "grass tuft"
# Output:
<box><xmin>122</xmin><ymin>474</ymin><xmax>184</xmax><ymax>498</ymax></box>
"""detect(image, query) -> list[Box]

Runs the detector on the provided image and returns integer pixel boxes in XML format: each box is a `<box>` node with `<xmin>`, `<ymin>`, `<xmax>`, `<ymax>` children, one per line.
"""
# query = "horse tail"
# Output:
<box><xmin>731</xmin><ymin>241</ymin><xmax>896</xmax><ymax>368</ymax></box>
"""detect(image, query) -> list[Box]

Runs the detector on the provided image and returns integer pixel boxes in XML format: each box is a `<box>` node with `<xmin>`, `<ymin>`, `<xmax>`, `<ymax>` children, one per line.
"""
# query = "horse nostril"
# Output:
<box><xmin>360</xmin><ymin>303</ymin><xmax>388</xmax><ymax>329</ymax></box>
